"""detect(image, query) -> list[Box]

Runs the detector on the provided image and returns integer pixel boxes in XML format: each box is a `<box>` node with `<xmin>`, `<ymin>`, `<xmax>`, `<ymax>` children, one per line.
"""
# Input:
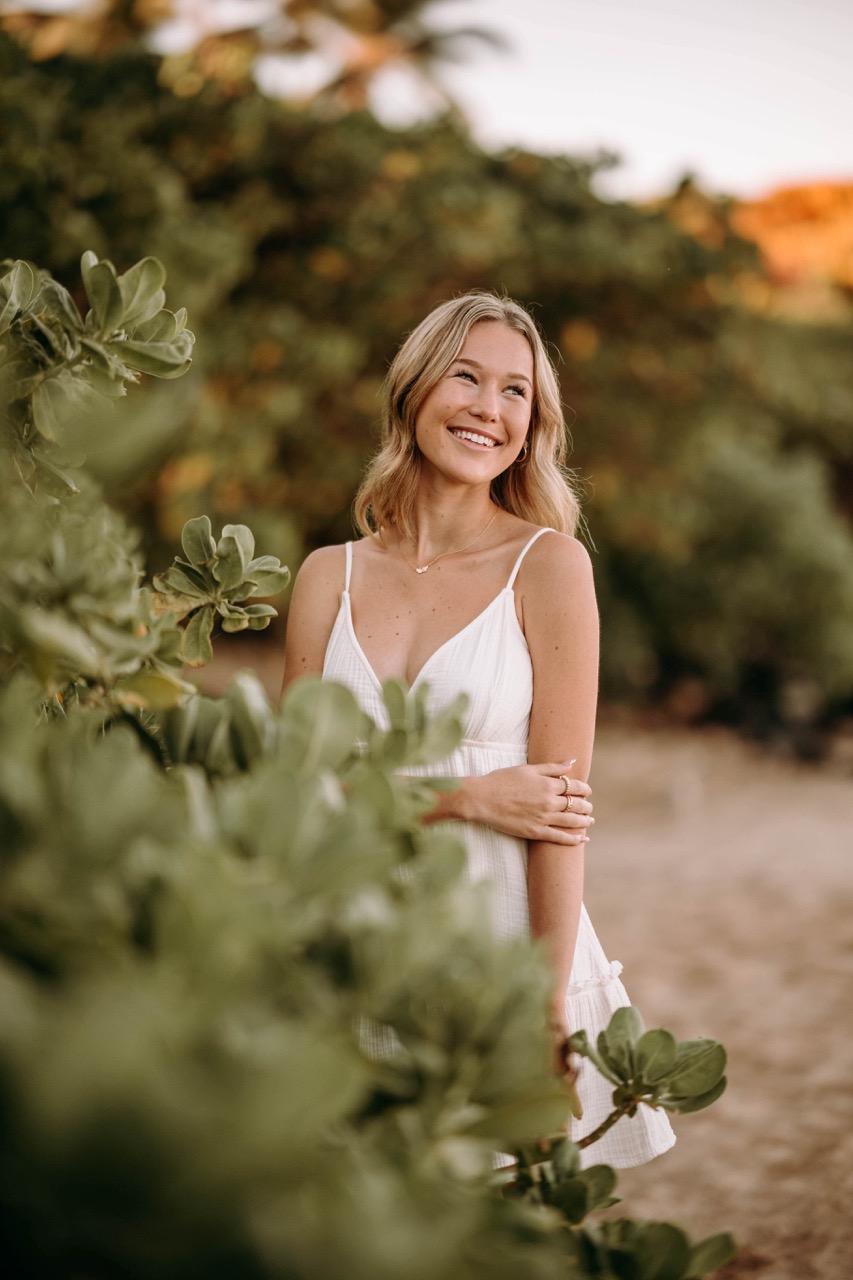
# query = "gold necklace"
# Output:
<box><xmin>399</xmin><ymin>508</ymin><xmax>501</xmax><ymax>574</ymax></box>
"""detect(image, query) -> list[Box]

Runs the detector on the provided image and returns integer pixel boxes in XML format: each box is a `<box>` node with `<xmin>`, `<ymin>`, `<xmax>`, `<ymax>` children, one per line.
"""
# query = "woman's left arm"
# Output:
<box><xmin>522</xmin><ymin>532</ymin><xmax>600</xmax><ymax>1023</ymax></box>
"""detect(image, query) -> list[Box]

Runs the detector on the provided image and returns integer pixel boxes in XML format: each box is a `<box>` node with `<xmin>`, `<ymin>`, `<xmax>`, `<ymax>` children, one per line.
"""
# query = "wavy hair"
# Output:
<box><xmin>352</xmin><ymin>290</ymin><xmax>583</xmax><ymax>544</ymax></box>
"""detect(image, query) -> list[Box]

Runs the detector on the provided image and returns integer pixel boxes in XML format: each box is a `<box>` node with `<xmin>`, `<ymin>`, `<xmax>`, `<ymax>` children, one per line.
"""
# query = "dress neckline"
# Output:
<box><xmin>338</xmin><ymin>526</ymin><xmax>554</xmax><ymax>693</ymax></box>
<box><xmin>343</xmin><ymin>586</ymin><xmax>521</xmax><ymax>693</ymax></box>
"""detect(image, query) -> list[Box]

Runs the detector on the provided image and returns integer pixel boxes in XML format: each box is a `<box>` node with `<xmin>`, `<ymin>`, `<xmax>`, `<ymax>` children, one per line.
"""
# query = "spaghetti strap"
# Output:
<box><xmin>344</xmin><ymin>541</ymin><xmax>353</xmax><ymax>593</ymax></box>
<box><xmin>506</xmin><ymin>527</ymin><xmax>555</xmax><ymax>589</ymax></box>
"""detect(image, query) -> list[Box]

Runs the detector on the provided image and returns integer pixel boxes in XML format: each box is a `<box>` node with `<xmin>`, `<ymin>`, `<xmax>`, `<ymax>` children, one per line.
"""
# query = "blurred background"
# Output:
<box><xmin>2</xmin><ymin>2</ymin><xmax>851</xmax><ymax>1274</ymax></box>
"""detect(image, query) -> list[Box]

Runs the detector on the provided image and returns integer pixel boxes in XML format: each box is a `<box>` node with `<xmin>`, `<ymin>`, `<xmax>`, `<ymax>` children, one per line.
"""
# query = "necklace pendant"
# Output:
<box><xmin>415</xmin><ymin>564</ymin><xmax>429</xmax><ymax>574</ymax></box>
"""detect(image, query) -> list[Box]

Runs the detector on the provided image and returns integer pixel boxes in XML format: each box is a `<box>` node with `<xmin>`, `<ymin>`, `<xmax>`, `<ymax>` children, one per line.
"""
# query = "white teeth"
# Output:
<box><xmin>448</xmin><ymin>428</ymin><xmax>498</xmax><ymax>447</ymax></box>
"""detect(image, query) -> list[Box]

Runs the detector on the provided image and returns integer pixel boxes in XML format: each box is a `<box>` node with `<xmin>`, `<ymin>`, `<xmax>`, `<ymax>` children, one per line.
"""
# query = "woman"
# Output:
<box><xmin>281</xmin><ymin>291</ymin><xmax>676</xmax><ymax>1169</ymax></box>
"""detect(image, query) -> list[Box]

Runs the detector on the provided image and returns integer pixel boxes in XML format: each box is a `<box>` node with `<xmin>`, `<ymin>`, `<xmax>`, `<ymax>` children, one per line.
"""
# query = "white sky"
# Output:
<box><xmin>10</xmin><ymin>0</ymin><xmax>851</xmax><ymax>201</ymax></box>
<box><xmin>390</xmin><ymin>0</ymin><xmax>853</xmax><ymax>201</ymax></box>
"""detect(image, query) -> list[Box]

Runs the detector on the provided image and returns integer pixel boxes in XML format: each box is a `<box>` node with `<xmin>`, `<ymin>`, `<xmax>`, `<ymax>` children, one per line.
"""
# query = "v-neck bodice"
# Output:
<box><xmin>322</xmin><ymin>527</ymin><xmax>555</xmax><ymax>746</ymax></box>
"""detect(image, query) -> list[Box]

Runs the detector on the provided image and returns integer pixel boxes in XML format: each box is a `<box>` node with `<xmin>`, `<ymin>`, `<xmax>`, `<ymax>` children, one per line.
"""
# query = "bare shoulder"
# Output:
<box><xmin>521</xmin><ymin>528</ymin><xmax>595</xmax><ymax>595</ymax></box>
<box><xmin>294</xmin><ymin>541</ymin><xmax>346</xmax><ymax>585</ymax></box>
<box><xmin>279</xmin><ymin>542</ymin><xmax>348</xmax><ymax>699</ymax></box>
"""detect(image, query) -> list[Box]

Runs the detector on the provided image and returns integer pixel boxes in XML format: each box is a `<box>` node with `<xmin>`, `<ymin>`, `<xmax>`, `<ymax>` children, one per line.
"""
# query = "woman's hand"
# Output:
<box><xmin>463</xmin><ymin>758</ymin><xmax>593</xmax><ymax>845</ymax></box>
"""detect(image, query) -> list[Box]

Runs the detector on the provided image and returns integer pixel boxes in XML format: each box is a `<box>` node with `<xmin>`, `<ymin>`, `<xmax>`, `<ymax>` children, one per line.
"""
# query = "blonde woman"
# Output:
<box><xmin>281</xmin><ymin>291</ymin><xmax>676</xmax><ymax>1169</ymax></box>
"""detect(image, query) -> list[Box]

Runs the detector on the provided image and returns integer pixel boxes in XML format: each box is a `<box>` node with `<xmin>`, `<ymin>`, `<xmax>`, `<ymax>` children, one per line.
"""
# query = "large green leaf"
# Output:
<box><xmin>666</xmin><ymin>1076</ymin><xmax>727</xmax><ymax>1114</ymax></box>
<box><xmin>461</xmin><ymin>1086</ymin><xmax>571</xmax><ymax>1144</ymax></box>
<box><xmin>118</xmin><ymin>257</ymin><xmax>167</xmax><ymax>329</ymax></box>
<box><xmin>212</xmin><ymin>534</ymin><xmax>246</xmax><ymax>590</ymax></box>
<box><xmin>664</xmin><ymin>1039</ymin><xmax>726</xmax><ymax>1097</ymax></box>
<box><xmin>113</xmin><ymin>669</ymin><xmax>195</xmax><ymax>710</ymax></box>
<box><xmin>180</xmin><ymin>605</ymin><xmax>214</xmax><ymax>666</ymax></box>
<box><xmin>81</xmin><ymin>250</ymin><xmax>124</xmax><ymax>332</ymax></box>
<box><xmin>119</xmin><ymin>334</ymin><xmax>194</xmax><ymax>378</ymax></box>
<box><xmin>221</xmin><ymin>523</ymin><xmax>255</xmax><ymax>565</ymax></box>
<box><xmin>635</xmin><ymin>1029</ymin><xmax>677</xmax><ymax>1084</ymax></box>
<box><xmin>181</xmin><ymin>515</ymin><xmax>216</xmax><ymax>567</ymax></box>
<box><xmin>685</xmin><ymin>1231</ymin><xmax>737</xmax><ymax>1277</ymax></box>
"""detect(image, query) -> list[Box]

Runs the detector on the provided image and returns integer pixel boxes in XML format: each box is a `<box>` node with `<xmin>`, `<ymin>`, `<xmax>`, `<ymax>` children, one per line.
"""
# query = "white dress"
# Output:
<box><xmin>322</xmin><ymin>526</ymin><xmax>677</xmax><ymax>1169</ymax></box>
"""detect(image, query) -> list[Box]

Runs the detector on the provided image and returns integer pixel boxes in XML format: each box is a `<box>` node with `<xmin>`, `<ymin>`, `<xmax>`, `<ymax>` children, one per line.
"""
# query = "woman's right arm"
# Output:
<box><xmin>279</xmin><ymin>545</ymin><xmax>343</xmax><ymax>702</ymax></box>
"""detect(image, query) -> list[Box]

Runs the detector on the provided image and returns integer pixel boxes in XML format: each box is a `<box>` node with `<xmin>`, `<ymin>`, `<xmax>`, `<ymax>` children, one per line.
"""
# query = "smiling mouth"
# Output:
<box><xmin>447</xmin><ymin>426</ymin><xmax>502</xmax><ymax>449</ymax></box>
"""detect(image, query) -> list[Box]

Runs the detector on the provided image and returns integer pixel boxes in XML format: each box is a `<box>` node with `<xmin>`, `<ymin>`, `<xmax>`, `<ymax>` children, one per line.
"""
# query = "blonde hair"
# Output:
<box><xmin>352</xmin><ymin>290</ymin><xmax>584</xmax><ymax>544</ymax></box>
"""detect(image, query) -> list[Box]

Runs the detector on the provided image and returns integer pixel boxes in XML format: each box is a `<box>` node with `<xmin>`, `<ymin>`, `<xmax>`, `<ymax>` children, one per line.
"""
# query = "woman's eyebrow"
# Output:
<box><xmin>455</xmin><ymin>356</ymin><xmax>532</xmax><ymax>386</ymax></box>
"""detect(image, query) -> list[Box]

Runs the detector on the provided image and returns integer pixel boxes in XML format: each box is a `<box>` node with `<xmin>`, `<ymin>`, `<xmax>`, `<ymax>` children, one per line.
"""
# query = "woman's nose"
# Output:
<box><xmin>472</xmin><ymin>383</ymin><xmax>500</xmax><ymax>418</ymax></box>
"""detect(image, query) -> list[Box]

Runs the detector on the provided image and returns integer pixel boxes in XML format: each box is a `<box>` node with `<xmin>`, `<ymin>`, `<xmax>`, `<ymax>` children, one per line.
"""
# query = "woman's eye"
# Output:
<box><xmin>454</xmin><ymin>369</ymin><xmax>526</xmax><ymax>396</ymax></box>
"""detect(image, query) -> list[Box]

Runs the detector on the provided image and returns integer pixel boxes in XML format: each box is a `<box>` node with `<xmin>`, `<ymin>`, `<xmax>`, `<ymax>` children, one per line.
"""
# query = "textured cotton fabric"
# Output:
<box><xmin>322</xmin><ymin>526</ymin><xmax>677</xmax><ymax>1169</ymax></box>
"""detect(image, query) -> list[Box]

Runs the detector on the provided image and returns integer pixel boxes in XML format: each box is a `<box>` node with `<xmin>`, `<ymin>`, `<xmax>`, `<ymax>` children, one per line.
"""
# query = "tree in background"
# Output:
<box><xmin>1</xmin><ymin>5</ymin><xmax>852</xmax><ymax>744</ymax></box>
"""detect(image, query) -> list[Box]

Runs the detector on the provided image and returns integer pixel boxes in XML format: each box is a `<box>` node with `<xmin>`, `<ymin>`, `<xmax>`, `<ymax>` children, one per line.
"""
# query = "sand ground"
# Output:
<box><xmin>582</xmin><ymin>719</ymin><xmax>853</xmax><ymax>1280</ymax></box>
<box><xmin>202</xmin><ymin>648</ymin><xmax>853</xmax><ymax>1278</ymax></box>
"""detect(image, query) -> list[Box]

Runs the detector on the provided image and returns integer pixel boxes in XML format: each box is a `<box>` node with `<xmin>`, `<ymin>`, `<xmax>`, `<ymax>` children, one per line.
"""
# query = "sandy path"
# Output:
<box><xmin>583</xmin><ymin>721</ymin><xmax>853</xmax><ymax>1280</ymax></box>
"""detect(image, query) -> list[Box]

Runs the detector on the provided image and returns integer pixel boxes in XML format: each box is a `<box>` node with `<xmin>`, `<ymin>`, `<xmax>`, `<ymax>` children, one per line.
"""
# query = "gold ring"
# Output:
<box><xmin>564</xmin><ymin>793</ymin><xmax>574</xmax><ymax>811</ymax></box>
<box><xmin>559</xmin><ymin>774</ymin><xmax>571</xmax><ymax>795</ymax></box>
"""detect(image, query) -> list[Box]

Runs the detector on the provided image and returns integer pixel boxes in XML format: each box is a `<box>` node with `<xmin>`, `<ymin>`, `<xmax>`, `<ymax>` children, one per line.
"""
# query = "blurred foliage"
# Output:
<box><xmin>1</xmin><ymin>16</ymin><xmax>851</xmax><ymax>741</ymax></box>
<box><xmin>0</xmin><ymin>244</ymin><xmax>735</xmax><ymax>1276</ymax></box>
<box><xmin>0</xmin><ymin>252</ymin><xmax>289</xmax><ymax>714</ymax></box>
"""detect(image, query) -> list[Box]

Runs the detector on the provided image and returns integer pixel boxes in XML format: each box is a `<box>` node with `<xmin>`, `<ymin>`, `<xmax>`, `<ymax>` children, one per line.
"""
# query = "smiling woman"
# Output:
<box><xmin>281</xmin><ymin>290</ymin><xmax>677</xmax><ymax>1170</ymax></box>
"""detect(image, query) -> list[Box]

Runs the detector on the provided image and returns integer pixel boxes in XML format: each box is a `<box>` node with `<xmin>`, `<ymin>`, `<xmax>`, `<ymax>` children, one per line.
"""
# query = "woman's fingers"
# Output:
<box><xmin>550</xmin><ymin>792</ymin><xmax>593</xmax><ymax>816</ymax></box>
<box><xmin>537</xmin><ymin>761</ymin><xmax>592</xmax><ymax>796</ymax></box>
<box><xmin>550</xmin><ymin>811</ymin><xmax>594</xmax><ymax>830</ymax></box>
<box><xmin>535</xmin><ymin>826</ymin><xmax>590</xmax><ymax>845</ymax></box>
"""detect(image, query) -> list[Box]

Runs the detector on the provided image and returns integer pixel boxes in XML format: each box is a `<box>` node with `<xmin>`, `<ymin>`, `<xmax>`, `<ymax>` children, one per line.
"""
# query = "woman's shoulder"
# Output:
<box><xmin>291</xmin><ymin>541</ymin><xmax>350</xmax><ymax>601</ymax></box>
<box><xmin>515</xmin><ymin>523</ymin><xmax>593</xmax><ymax>587</ymax></box>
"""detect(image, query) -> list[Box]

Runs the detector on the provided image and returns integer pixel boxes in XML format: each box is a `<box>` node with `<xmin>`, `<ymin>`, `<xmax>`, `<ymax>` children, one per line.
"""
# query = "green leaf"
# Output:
<box><xmin>567</xmin><ymin>1029</ymin><xmax>623</xmax><ymax>1086</ymax></box>
<box><xmin>119</xmin><ymin>334</ymin><xmax>194</xmax><ymax>378</ymax></box>
<box><xmin>132</xmin><ymin>309</ymin><xmax>179</xmax><ymax>343</ymax></box>
<box><xmin>31</xmin><ymin>378</ymin><xmax>64</xmax><ymax>442</ymax></box>
<box><xmin>159</xmin><ymin>565</ymin><xmax>210</xmax><ymax>599</ymax></box>
<box><xmin>577</xmin><ymin>1164</ymin><xmax>617</xmax><ymax>1211</ymax></box>
<box><xmin>281</xmin><ymin>678</ymin><xmax>366</xmax><ymax>771</ymax></box>
<box><xmin>551</xmin><ymin>1136</ymin><xmax>581</xmax><ymax>1178</ymax></box>
<box><xmin>113</xmin><ymin>669</ymin><xmax>195</xmax><ymax>710</ymax></box>
<box><xmin>382</xmin><ymin>679</ymin><xmax>408</xmax><ymax>730</ymax></box>
<box><xmin>632</xmin><ymin>1221</ymin><xmax>691</xmax><ymax>1280</ymax></box>
<box><xmin>462</xmin><ymin>1087</ymin><xmax>571</xmax><ymax>1145</ymax></box>
<box><xmin>18</xmin><ymin>607</ymin><xmax>101</xmax><ymax>677</ymax></box>
<box><xmin>550</xmin><ymin>1178</ymin><xmax>588</xmax><ymax>1223</ymax></box>
<box><xmin>181</xmin><ymin>515</ymin><xmax>216</xmax><ymax>567</ymax></box>
<box><xmin>180</xmin><ymin>605</ymin><xmax>214</xmax><ymax>666</ymax></box>
<box><xmin>0</xmin><ymin>260</ymin><xmax>40</xmax><ymax>330</ymax></box>
<box><xmin>635</xmin><ymin>1029</ymin><xmax>677</xmax><ymax>1084</ymax></box>
<box><xmin>118</xmin><ymin>257</ymin><xmax>167</xmax><ymax>329</ymax></box>
<box><xmin>600</xmin><ymin>1006</ymin><xmax>645</xmax><ymax>1078</ymax></box>
<box><xmin>160</xmin><ymin>695</ymin><xmax>199</xmax><ymax>764</ymax></box>
<box><xmin>226</xmin><ymin>671</ymin><xmax>275</xmax><ymax>765</ymax></box>
<box><xmin>212</xmin><ymin>535</ymin><xmax>246</xmax><ymax>590</ymax></box>
<box><xmin>81</xmin><ymin>251</ymin><xmax>124</xmax><ymax>333</ymax></box>
<box><xmin>665</xmin><ymin>1075</ymin><xmax>727</xmax><ymax>1114</ymax></box>
<box><xmin>221</xmin><ymin>523</ymin><xmax>255</xmax><ymax>565</ymax></box>
<box><xmin>664</xmin><ymin>1039</ymin><xmax>726</xmax><ymax>1097</ymax></box>
<box><xmin>685</xmin><ymin>1231</ymin><xmax>737</xmax><ymax>1278</ymax></box>
<box><xmin>244</xmin><ymin>564</ymin><xmax>290</xmax><ymax>596</ymax></box>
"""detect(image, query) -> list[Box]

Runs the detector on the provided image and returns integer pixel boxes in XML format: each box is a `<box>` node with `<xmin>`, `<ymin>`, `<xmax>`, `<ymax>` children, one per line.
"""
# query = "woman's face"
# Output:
<box><xmin>413</xmin><ymin>320</ymin><xmax>534</xmax><ymax>483</ymax></box>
